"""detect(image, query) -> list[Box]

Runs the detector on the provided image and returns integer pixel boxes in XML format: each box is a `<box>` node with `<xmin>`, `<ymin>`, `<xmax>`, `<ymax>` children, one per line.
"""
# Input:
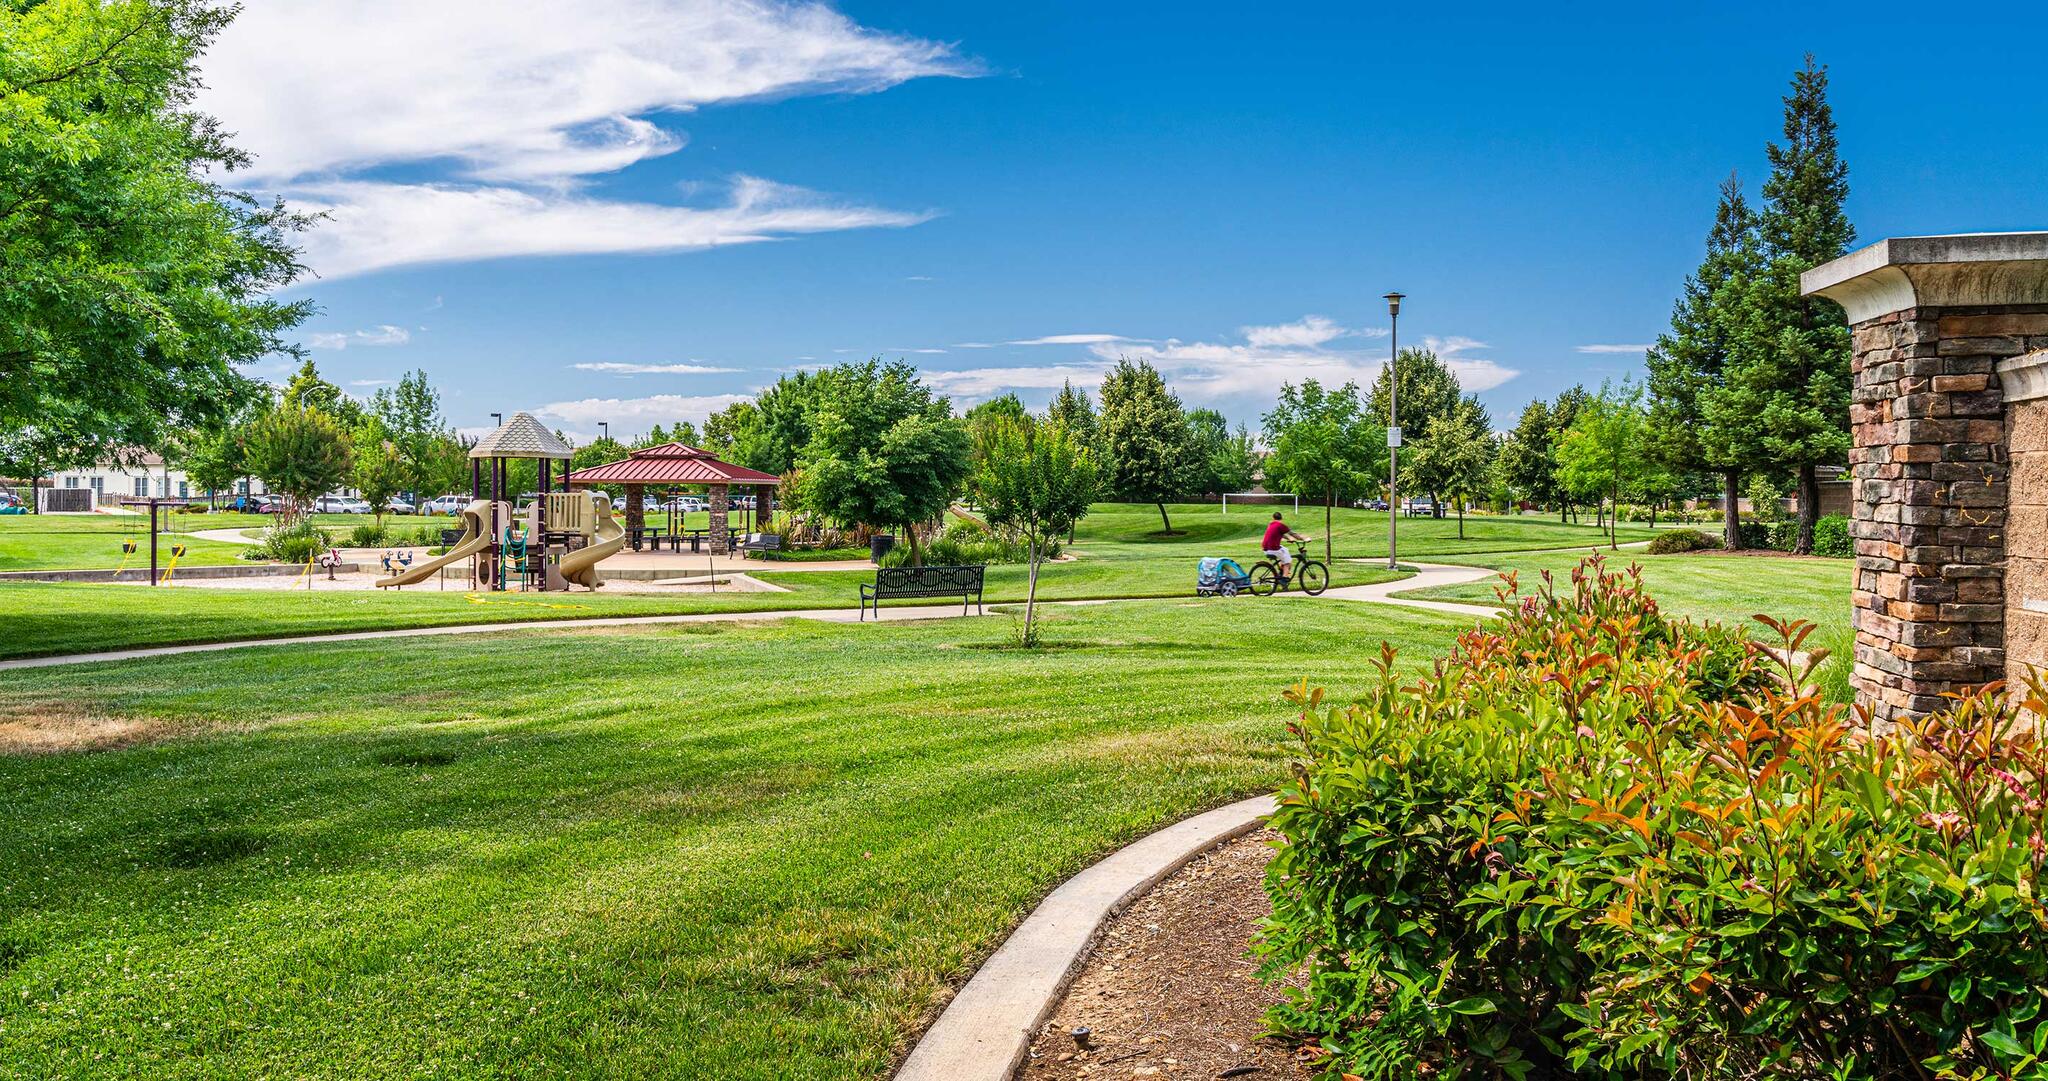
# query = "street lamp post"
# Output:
<box><xmin>1384</xmin><ymin>292</ymin><xmax>1404</xmax><ymax>571</ymax></box>
<box><xmin>599</xmin><ymin>421</ymin><xmax>609</xmax><ymax>443</ymax></box>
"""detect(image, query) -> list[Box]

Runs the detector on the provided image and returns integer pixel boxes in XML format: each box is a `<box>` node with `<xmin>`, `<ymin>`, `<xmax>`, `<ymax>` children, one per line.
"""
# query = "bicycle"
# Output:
<box><xmin>1251</xmin><ymin>542</ymin><xmax>1328</xmax><ymax>596</ymax></box>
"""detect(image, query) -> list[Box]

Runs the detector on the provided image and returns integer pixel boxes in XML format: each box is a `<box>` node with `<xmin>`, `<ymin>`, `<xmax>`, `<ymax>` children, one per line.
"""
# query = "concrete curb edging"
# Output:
<box><xmin>895</xmin><ymin>793</ymin><xmax>1277</xmax><ymax>1081</ymax></box>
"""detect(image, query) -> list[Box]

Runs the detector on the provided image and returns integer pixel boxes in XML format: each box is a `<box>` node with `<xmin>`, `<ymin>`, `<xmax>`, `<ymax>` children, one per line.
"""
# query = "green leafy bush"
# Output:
<box><xmin>347</xmin><ymin>523</ymin><xmax>390</xmax><ymax>548</ymax></box>
<box><xmin>877</xmin><ymin>518</ymin><xmax>1057</xmax><ymax>567</ymax></box>
<box><xmin>1812</xmin><ymin>513</ymin><xmax>1852</xmax><ymax>558</ymax></box>
<box><xmin>1262</xmin><ymin>556</ymin><xmax>2048</xmax><ymax>1080</ymax></box>
<box><xmin>247</xmin><ymin>520</ymin><xmax>327</xmax><ymax>564</ymax></box>
<box><xmin>1645</xmin><ymin>527</ymin><xmax>1719</xmax><ymax>554</ymax></box>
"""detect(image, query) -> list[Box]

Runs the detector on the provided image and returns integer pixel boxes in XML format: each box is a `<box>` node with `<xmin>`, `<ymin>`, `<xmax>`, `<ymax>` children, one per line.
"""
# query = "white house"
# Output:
<box><xmin>46</xmin><ymin>453</ymin><xmax>274</xmax><ymax>505</ymax></box>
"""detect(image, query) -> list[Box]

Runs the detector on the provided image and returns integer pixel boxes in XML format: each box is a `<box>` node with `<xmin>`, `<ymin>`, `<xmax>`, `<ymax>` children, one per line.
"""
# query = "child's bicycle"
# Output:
<box><xmin>1251</xmin><ymin>542</ymin><xmax>1329</xmax><ymax>596</ymax></box>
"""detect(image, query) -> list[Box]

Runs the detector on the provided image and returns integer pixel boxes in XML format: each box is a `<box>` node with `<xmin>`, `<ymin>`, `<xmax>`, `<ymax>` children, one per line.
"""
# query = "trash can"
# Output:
<box><xmin>869</xmin><ymin>534</ymin><xmax>895</xmax><ymax>563</ymax></box>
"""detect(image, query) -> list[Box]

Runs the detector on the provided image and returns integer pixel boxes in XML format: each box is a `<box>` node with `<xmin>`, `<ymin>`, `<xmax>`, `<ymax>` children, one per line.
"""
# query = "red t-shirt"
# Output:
<box><xmin>1262</xmin><ymin>521</ymin><xmax>1290</xmax><ymax>550</ymax></box>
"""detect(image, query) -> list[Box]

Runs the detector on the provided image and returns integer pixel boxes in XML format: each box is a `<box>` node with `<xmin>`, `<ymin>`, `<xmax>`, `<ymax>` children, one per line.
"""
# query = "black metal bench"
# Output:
<box><xmin>859</xmin><ymin>564</ymin><xmax>985</xmax><ymax>621</ymax></box>
<box><xmin>738</xmin><ymin>532</ymin><xmax>784</xmax><ymax>559</ymax></box>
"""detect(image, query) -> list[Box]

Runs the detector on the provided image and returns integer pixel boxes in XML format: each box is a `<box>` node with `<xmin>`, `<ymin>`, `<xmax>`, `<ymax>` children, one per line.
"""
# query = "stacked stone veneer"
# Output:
<box><xmin>1848</xmin><ymin>307</ymin><xmax>2048</xmax><ymax>720</ymax></box>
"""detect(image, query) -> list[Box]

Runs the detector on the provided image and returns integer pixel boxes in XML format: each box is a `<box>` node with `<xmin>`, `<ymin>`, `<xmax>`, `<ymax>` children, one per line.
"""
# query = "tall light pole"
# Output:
<box><xmin>599</xmin><ymin>421</ymin><xmax>610</xmax><ymax>443</ymax></box>
<box><xmin>1384</xmin><ymin>292</ymin><xmax>1404</xmax><ymax>571</ymax></box>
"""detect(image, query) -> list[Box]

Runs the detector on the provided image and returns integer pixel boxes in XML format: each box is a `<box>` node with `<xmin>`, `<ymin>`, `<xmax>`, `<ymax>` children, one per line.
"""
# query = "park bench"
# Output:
<box><xmin>738</xmin><ymin>533</ymin><xmax>785</xmax><ymax>559</ymax></box>
<box><xmin>859</xmin><ymin>564</ymin><xmax>985</xmax><ymax>621</ymax></box>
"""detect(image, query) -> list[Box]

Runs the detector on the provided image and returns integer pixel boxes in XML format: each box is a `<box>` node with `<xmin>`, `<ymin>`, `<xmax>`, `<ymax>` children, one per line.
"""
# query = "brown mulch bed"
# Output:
<box><xmin>1015</xmin><ymin>828</ymin><xmax>1313</xmax><ymax>1080</ymax></box>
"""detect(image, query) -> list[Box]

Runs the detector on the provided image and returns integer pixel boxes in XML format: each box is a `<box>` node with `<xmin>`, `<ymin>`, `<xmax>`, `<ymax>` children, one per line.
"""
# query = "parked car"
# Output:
<box><xmin>314</xmin><ymin>495</ymin><xmax>372</xmax><ymax>514</ymax></box>
<box><xmin>421</xmin><ymin>494</ymin><xmax>468</xmax><ymax>515</ymax></box>
<box><xmin>381</xmin><ymin>498</ymin><xmax>416</xmax><ymax>515</ymax></box>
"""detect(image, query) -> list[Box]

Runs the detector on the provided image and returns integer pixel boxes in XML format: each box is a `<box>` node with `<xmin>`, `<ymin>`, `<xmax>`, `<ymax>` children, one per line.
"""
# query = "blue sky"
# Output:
<box><xmin>199</xmin><ymin>0</ymin><xmax>2048</xmax><ymax>439</ymax></box>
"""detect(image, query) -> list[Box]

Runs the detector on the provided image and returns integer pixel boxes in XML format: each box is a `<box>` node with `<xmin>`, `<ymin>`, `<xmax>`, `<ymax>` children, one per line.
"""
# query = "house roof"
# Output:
<box><xmin>469</xmin><ymin>412</ymin><xmax>574</xmax><ymax>460</ymax></box>
<box><xmin>565</xmin><ymin>443</ymin><xmax>781</xmax><ymax>486</ymax></box>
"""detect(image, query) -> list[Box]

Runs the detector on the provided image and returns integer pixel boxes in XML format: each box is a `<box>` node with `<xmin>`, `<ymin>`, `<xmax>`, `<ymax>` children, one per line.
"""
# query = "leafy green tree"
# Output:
<box><xmin>1554</xmin><ymin>382</ymin><xmax>1647</xmax><ymax>549</ymax></box>
<box><xmin>969</xmin><ymin>416</ymin><xmax>1099</xmax><ymax>645</ymax></box>
<box><xmin>1262</xmin><ymin>380</ymin><xmax>1385</xmax><ymax>564</ymax></box>
<box><xmin>370</xmin><ymin>370</ymin><xmax>447</xmax><ymax>501</ymax></box>
<box><xmin>1403</xmin><ymin>396</ymin><xmax>1491</xmax><ymax>529</ymax></box>
<box><xmin>965</xmin><ymin>393</ymin><xmax>1032</xmax><ymax>476</ymax></box>
<box><xmin>1547</xmin><ymin>386</ymin><xmax>1592</xmax><ymax>522</ymax></box>
<box><xmin>418</xmin><ymin>433</ymin><xmax>473</xmax><ymax>502</ymax></box>
<box><xmin>1721</xmin><ymin>56</ymin><xmax>1855</xmax><ymax>554</ymax></box>
<box><xmin>179</xmin><ymin>426</ymin><xmax>245</xmax><ymax>507</ymax></box>
<box><xmin>1097</xmin><ymin>358</ymin><xmax>1195</xmax><ymax>535</ymax></box>
<box><xmin>0</xmin><ymin>416</ymin><xmax>98</xmax><ymax>514</ymax></box>
<box><xmin>1185</xmin><ymin>408</ymin><xmax>1258</xmax><ymax>496</ymax></box>
<box><xmin>1406</xmin><ymin>399</ymin><xmax>1494</xmax><ymax>538</ymax></box>
<box><xmin>0</xmin><ymin>0</ymin><xmax>311</xmax><ymax>452</ymax></box>
<box><xmin>1045</xmin><ymin>380</ymin><xmax>1098</xmax><ymax>450</ymax></box>
<box><xmin>567</xmin><ymin>435</ymin><xmax>629</xmax><ymax>497</ymax></box>
<box><xmin>246</xmin><ymin>406</ymin><xmax>352</xmax><ymax>521</ymax></box>
<box><xmin>1498</xmin><ymin>399</ymin><xmax>1556</xmax><ymax>512</ymax></box>
<box><xmin>797</xmin><ymin>360</ymin><xmax>970</xmax><ymax>566</ymax></box>
<box><xmin>350</xmin><ymin>418</ymin><xmax>407</xmax><ymax>526</ymax></box>
<box><xmin>703</xmin><ymin>400</ymin><xmax>771</xmax><ymax>468</ymax></box>
<box><xmin>1367</xmin><ymin>348</ymin><xmax>1463</xmax><ymax>515</ymax></box>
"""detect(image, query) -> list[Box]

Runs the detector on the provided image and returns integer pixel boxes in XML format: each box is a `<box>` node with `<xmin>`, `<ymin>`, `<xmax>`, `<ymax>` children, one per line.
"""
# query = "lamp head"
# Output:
<box><xmin>1383</xmin><ymin>291</ymin><xmax>1405</xmax><ymax>317</ymax></box>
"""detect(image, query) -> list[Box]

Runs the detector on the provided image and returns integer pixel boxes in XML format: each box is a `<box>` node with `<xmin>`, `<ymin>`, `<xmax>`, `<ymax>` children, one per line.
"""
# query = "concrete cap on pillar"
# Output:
<box><xmin>1801</xmin><ymin>232</ymin><xmax>2048</xmax><ymax>324</ymax></box>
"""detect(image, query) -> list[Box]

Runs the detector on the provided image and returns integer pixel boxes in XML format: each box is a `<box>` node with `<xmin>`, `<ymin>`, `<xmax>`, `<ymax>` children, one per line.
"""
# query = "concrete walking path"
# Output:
<box><xmin>894</xmin><ymin>795</ymin><xmax>1276</xmax><ymax>1081</ymax></box>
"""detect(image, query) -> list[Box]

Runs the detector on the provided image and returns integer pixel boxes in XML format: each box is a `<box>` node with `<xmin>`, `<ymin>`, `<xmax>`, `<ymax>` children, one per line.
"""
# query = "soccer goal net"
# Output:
<box><xmin>1220</xmin><ymin>492</ymin><xmax>1299</xmax><ymax>514</ymax></box>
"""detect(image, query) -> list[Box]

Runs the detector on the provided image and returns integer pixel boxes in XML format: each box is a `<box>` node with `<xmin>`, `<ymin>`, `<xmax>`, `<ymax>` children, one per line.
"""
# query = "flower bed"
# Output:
<box><xmin>1261</xmin><ymin>556</ymin><xmax>2048</xmax><ymax>1078</ymax></box>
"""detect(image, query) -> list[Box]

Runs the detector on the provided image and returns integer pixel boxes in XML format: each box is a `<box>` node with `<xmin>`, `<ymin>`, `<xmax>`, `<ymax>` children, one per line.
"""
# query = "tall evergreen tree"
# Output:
<box><xmin>1725</xmin><ymin>56</ymin><xmax>1855</xmax><ymax>553</ymax></box>
<box><xmin>1649</xmin><ymin>174</ymin><xmax>1765</xmax><ymax>549</ymax></box>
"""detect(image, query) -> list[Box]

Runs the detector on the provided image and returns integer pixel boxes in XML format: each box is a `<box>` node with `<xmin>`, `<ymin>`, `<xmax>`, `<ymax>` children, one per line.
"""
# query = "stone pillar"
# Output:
<box><xmin>1804</xmin><ymin>233</ymin><xmax>2048</xmax><ymax>723</ymax></box>
<box><xmin>624</xmin><ymin>483</ymin><xmax>645</xmax><ymax>539</ymax></box>
<box><xmin>708</xmin><ymin>483</ymin><xmax>730</xmax><ymax>553</ymax></box>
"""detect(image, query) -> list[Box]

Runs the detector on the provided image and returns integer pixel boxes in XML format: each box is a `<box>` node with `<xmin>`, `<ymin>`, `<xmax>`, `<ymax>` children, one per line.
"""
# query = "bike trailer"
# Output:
<box><xmin>1196</xmin><ymin>556</ymin><xmax>1252</xmax><ymax>597</ymax></box>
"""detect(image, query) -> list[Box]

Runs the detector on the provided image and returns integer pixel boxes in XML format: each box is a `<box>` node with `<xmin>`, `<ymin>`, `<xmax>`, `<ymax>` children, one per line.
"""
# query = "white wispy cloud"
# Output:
<box><xmin>886</xmin><ymin>347</ymin><xmax>949</xmax><ymax>355</ymax></box>
<box><xmin>951</xmin><ymin>342</ymin><xmax>998</xmax><ymax>349</ymax></box>
<box><xmin>348</xmin><ymin>379</ymin><xmax>393</xmax><ymax>388</ymax></box>
<box><xmin>1007</xmin><ymin>333</ymin><xmax>1132</xmax><ymax>346</ymax></box>
<box><xmin>572</xmin><ymin>361</ymin><xmax>741</xmax><ymax>374</ymax></box>
<box><xmin>306</xmin><ymin>325</ymin><xmax>412</xmax><ymax>350</ymax></box>
<box><xmin>197</xmin><ymin>0</ymin><xmax>972</xmax><ymax>279</ymax></box>
<box><xmin>924</xmin><ymin>315</ymin><xmax>1519</xmax><ymax>409</ymax></box>
<box><xmin>905</xmin><ymin>275</ymin><xmax>934</xmax><ymax>282</ymax></box>
<box><xmin>1575</xmin><ymin>343</ymin><xmax>1653</xmax><ymax>354</ymax></box>
<box><xmin>293</xmin><ymin>176</ymin><xmax>933</xmax><ymax>280</ymax></box>
<box><xmin>534</xmin><ymin>393</ymin><xmax>752</xmax><ymax>430</ymax></box>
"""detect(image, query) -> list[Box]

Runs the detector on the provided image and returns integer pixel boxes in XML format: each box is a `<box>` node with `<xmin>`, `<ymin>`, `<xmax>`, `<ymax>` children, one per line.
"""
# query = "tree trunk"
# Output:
<box><xmin>1155</xmin><ymin>501</ymin><xmax>1173</xmax><ymax>535</ymax></box>
<box><xmin>1609</xmin><ymin>480</ymin><xmax>1620</xmax><ymax>549</ymax></box>
<box><xmin>905</xmin><ymin>522</ymin><xmax>924</xmax><ymax>567</ymax></box>
<box><xmin>1456</xmin><ymin>496</ymin><xmax>1465</xmax><ymax>539</ymax></box>
<box><xmin>1023</xmin><ymin>536</ymin><xmax>1041</xmax><ymax>645</ymax></box>
<box><xmin>1559</xmin><ymin>502</ymin><xmax>1568</xmax><ymax>524</ymax></box>
<box><xmin>1795</xmin><ymin>462</ymin><xmax>1819</xmax><ymax>555</ymax></box>
<box><xmin>28</xmin><ymin>472</ymin><xmax>37</xmax><ymax>514</ymax></box>
<box><xmin>1324</xmin><ymin>487</ymin><xmax>1334</xmax><ymax>567</ymax></box>
<box><xmin>1722</xmin><ymin>470</ymin><xmax>1741</xmax><ymax>550</ymax></box>
<box><xmin>1649</xmin><ymin>501</ymin><xmax>1658</xmax><ymax>530</ymax></box>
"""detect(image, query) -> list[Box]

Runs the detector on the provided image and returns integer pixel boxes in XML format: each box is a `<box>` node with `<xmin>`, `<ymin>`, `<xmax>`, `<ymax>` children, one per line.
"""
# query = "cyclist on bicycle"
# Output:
<box><xmin>1261</xmin><ymin>511</ymin><xmax>1306</xmax><ymax>584</ymax></box>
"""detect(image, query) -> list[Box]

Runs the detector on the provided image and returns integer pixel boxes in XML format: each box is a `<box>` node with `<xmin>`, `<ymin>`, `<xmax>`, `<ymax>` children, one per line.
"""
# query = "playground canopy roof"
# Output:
<box><xmin>469</xmin><ymin>412</ymin><xmax>573</xmax><ymax>460</ymax></box>
<box><xmin>565</xmin><ymin>443</ymin><xmax>781</xmax><ymax>486</ymax></box>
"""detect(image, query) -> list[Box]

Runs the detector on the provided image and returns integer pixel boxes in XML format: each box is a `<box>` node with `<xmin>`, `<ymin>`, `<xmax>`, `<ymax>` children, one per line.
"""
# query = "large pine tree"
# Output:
<box><xmin>1648</xmin><ymin>173</ymin><xmax>1765</xmax><ymax>549</ymax></box>
<box><xmin>1727</xmin><ymin>56</ymin><xmax>1855</xmax><ymax>553</ymax></box>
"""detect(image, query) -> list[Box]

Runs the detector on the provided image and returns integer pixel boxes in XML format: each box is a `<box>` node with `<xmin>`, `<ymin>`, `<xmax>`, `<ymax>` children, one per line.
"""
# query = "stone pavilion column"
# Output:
<box><xmin>709</xmin><ymin>483</ymin><xmax>730</xmax><ymax>553</ymax></box>
<box><xmin>1803</xmin><ymin>233</ymin><xmax>2048</xmax><ymax>723</ymax></box>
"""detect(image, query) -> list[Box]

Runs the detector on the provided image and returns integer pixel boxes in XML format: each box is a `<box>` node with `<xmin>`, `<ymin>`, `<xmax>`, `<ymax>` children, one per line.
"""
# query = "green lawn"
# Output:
<box><xmin>1065</xmin><ymin>502</ymin><xmax>1660</xmax><ymax>562</ymax></box>
<box><xmin>0</xmin><ymin>501</ymin><xmax>1642</xmax><ymax>659</ymax></box>
<box><xmin>0</xmin><ymin>518</ymin><xmax>250</xmax><ymax>572</ymax></box>
<box><xmin>0</xmin><ymin>600</ymin><xmax>1469</xmax><ymax>1079</ymax></box>
<box><xmin>1399</xmin><ymin>546</ymin><xmax>1854</xmax><ymax>638</ymax></box>
<box><xmin>0</xmin><ymin>549</ymin><xmax>1411</xmax><ymax>660</ymax></box>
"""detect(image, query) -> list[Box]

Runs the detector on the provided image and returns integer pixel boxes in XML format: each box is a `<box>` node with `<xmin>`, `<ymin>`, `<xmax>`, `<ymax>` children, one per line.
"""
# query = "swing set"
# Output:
<box><xmin>115</xmin><ymin>498</ymin><xmax>191</xmax><ymax>585</ymax></box>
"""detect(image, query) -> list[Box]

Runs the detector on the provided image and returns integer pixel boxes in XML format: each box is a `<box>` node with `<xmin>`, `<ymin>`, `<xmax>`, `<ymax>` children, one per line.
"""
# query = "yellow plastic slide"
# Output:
<box><xmin>375</xmin><ymin>500</ymin><xmax>494</xmax><ymax>588</ymax></box>
<box><xmin>558</xmin><ymin>494</ymin><xmax>626</xmax><ymax>589</ymax></box>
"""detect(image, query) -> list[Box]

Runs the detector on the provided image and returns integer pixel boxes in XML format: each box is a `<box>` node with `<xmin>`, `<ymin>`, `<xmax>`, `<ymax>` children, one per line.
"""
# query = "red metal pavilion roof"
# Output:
<box><xmin>565</xmin><ymin>443</ymin><xmax>781</xmax><ymax>486</ymax></box>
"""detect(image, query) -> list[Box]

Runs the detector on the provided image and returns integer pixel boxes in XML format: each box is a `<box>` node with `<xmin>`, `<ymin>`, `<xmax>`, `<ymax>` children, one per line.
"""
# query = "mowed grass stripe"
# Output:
<box><xmin>0</xmin><ymin>600</ymin><xmax>1464</xmax><ymax>1079</ymax></box>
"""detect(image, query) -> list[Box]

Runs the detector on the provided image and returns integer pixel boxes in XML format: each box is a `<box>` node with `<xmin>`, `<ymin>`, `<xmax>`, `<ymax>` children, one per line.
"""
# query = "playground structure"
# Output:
<box><xmin>375</xmin><ymin>413</ymin><xmax>628</xmax><ymax>591</ymax></box>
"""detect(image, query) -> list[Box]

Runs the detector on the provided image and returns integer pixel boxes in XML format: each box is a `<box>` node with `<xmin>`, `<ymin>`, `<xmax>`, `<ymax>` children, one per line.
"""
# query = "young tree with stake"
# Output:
<box><xmin>970</xmin><ymin>417</ymin><xmax>1099</xmax><ymax>646</ymax></box>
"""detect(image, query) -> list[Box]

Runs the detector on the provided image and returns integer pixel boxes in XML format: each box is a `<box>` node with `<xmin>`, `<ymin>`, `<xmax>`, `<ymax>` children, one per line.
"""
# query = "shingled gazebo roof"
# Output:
<box><xmin>469</xmin><ymin>412</ymin><xmax>573</xmax><ymax>460</ymax></box>
<box><xmin>565</xmin><ymin>443</ymin><xmax>780</xmax><ymax>486</ymax></box>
